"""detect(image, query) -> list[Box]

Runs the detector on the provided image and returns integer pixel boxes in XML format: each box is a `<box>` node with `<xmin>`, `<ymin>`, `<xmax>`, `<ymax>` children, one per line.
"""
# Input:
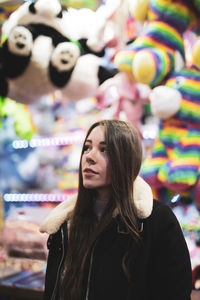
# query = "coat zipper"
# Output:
<box><xmin>51</xmin><ymin>227</ymin><xmax>65</xmax><ymax>300</ymax></box>
<box><xmin>85</xmin><ymin>239</ymin><xmax>98</xmax><ymax>300</ymax></box>
<box><xmin>85</xmin><ymin>221</ymin><xmax>117</xmax><ymax>299</ymax></box>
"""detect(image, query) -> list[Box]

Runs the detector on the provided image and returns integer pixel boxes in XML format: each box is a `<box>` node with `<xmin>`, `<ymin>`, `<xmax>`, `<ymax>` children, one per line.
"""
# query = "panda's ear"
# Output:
<box><xmin>56</xmin><ymin>10</ymin><xmax>63</xmax><ymax>18</ymax></box>
<box><xmin>29</xmin><ymin>2</ymin><xmax>36</xmax><ymax>14</ymax></box>
<box><xmin>0</xmin><ymin>42</ymin><xmax>8</xmax><ymax>97</ymax></box>
<box><xmin>0</xmin><ymin>73</ymin><xmax>8</xmax><ymax>97</ymax></box>
<box><xmin>78</xmin><ymin>38</ymin><xmax>105</xmax><ymax>57</ymax></box>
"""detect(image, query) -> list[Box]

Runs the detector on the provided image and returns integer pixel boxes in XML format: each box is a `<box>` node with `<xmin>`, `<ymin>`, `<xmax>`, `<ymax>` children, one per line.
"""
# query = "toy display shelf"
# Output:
<box><xmin>0</xmin><ymin>269</ymin><xmax>44</xmax><ymax>300</ymax></box>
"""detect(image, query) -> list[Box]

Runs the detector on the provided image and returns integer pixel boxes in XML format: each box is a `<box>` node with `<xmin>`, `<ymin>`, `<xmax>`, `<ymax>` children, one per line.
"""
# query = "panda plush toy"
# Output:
<box><xmin>0</xmin><ymin>0</ymin><xmax>119</xmax><ymax>104</ymax></box>
<box><xmin>1</xmin><ymin>0</ymin><xmax>81</xmax><ymax>104</ymax></box>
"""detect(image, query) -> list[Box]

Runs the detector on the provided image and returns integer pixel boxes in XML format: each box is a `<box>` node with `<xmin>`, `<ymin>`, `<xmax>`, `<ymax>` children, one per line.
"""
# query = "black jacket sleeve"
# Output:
<box><xmin>147</xmin><ymin>201</ymin><xmax>192</xmax><ymax>300</ymax></box>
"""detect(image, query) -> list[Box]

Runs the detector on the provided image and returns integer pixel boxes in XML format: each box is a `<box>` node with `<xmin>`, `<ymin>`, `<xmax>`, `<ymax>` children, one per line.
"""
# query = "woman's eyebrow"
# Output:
<box><xmin>85</xmin><ymin>140</ymin><xmax>106</xmax><ymax>145</ymax></box>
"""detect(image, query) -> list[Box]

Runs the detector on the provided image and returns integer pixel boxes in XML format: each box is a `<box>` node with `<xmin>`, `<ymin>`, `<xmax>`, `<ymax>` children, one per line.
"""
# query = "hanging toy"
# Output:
<box><xmin>114</xmin><ymin>0</ymin><xmax>200</xmax><ymax>88</ymax></box>
<box><xmin>0</xmin><ymin>0</ymin><xmax>130</xmax><ymax>104</ymax></box>
<box><xmin>141</xmin><ymin>41</ymin><xmax>200</xmax><ymax>209</ymax></box>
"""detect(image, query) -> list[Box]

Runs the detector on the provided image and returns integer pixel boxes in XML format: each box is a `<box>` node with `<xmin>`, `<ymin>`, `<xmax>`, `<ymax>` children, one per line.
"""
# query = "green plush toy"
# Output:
<box><xmin>114</xmin><ymin>0</ymin><xmax>200</xmax><ymax>87</ymax></box>
<box><xmin>0</xmin><ymin>96</ymin><xmax>35</xmax><ymax>141</ymax></box>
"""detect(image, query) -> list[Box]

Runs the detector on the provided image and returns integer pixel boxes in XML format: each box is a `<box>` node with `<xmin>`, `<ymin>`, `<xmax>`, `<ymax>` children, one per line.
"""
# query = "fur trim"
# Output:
<box><xmin>40</xmin><ymin>193</ymin><xmax>77</xmax><ymax>234</ymax></box>
<box><xmin>40</xmin><ymin>176</ymin><xmax>153</xmax><ymax>234</ymax></box>
<box><xmin>133</xmin><ymin>176</ymin><xmax>153</xmax><ymax>219</ymax></box>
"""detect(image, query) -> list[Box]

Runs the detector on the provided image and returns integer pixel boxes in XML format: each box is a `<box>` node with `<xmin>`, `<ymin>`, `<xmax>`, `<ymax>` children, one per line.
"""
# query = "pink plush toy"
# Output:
<box><xmin>97</xmin><ymin>72</ymin><xmax>150</xmax><ymax>134</ymax></box>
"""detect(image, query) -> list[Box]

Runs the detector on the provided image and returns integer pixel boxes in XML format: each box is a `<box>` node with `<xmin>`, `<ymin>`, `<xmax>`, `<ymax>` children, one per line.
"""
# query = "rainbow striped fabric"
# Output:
<box><xmin>148</xmin><ymin>0</ymin><xmax>196</xmax><ymax>32</ymax></box>
<box><xmin>141</xmin><ymin>65</ymin><xmax>200</xmax><ymax>206</ymax></box>
<box><xmin>114</xmin><ymin>0</ymin><xmax>198</xmax><ymax>87</ymax></box>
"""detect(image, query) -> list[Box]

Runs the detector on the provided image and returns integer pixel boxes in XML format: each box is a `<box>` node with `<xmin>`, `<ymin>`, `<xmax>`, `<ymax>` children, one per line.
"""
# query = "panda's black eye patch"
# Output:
<box><xmin>29</xmin><ymin>3</ymin><xmax>36</xmax><ymax>14</ymax></box>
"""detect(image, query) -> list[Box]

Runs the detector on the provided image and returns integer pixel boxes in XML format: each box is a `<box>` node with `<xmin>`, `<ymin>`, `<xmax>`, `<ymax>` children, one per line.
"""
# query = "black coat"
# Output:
<box><xmin>43</xmin><ymin>200</ymin><xmax>192</xmax><ymax>300</ymax></box>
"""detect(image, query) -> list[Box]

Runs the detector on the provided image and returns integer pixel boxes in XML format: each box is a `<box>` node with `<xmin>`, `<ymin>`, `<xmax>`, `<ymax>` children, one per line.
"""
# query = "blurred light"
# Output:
<box><xmin>142</xmin><ymin>129</ymin><xmax>157</xmax><ymax>140</ymax></box>
<box><xmin>12</xmin><ymin>139</ymin><xmax>29</xmax><ymax>149</ymax></box>
<box><xmin>75</xmin><ymin>97</ymin><xmax>97</xmax><ymax>113</ymax></box>
<box><xmin>171</xmin><ymin>194</ymin><xmax>181</xmax><ymax>203</ymax></box>
<box><xmin>12</xmin><ymin>133</ymin><xmax>85</xmax><ymax>149</ymax></box>
<box><xmin>3</xmin><ymin>193</ymin><xmax>74</xmax><ymax>202</ymax></box>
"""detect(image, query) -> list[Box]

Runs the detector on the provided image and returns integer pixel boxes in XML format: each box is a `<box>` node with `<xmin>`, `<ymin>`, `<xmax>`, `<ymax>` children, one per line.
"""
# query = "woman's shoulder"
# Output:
<box><xmin>145</xmin><ymin>199</ymin><xmax>182</xmax><ymax>233</ymax></box>
<box><xmin>151</xmin><ymin>199</ymin><xmax>176</xmax><ymax>217</ymax></box>
<box><xmin>39</xmin><ymin>194</ymin><xmax>77</xmax><ymax>235</ymax></box>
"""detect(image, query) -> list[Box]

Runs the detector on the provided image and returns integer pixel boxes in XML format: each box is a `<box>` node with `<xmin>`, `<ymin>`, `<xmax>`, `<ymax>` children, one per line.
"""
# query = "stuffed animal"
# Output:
<box><xmin>96</xmin><ymin>72</ymin><xmax>150</xmax><ymax>134</ymax></box>
<box><xmin>45</xmin><ymin>0</ymin><xmax>128</xmax><ymax>101</ymax></box>
<box><xmin>141</xmin><ymin>47</ymin><xmax>200</xmax><ymax>208</ymax></box>
<box><xmin>0</xmin><ymin>0</ymin><xmax>127</xmax><ymax>104</ymax></box>
<box><xmin>0</xmin><ymin>96</ymin><xmax>35</xmax><ymax>140</ymax></box>
<box><xmin>114</xmin><ymin>0</ymin><xmax>200</xmax><ymax>88</ymax></box>
<box><xmin>0</xmin><ymin>0</ymin><xmax>81</xmax><ymax>104</ymax></box>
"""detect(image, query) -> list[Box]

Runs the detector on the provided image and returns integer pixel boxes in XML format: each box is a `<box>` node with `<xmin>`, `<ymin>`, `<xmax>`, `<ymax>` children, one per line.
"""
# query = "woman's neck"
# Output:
<box><xmin>93</xmin><ymin>194</ymin><xmax>110</xmax><ymax>220</ymax></box>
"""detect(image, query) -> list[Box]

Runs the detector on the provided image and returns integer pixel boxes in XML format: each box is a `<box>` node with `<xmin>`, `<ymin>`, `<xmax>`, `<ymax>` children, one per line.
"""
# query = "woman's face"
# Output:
<box><xmin>81</xmin><ymin>125</ymin><xmax>111</xmax><ymax>197</ymax></box>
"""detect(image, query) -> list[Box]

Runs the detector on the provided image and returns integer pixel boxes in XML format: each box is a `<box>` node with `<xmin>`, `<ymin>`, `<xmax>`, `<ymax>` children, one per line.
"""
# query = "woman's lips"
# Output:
<box><xmin>83</xmin><ymin>168</ymin><xmax>98</xmax><ymax>175</ymax></box>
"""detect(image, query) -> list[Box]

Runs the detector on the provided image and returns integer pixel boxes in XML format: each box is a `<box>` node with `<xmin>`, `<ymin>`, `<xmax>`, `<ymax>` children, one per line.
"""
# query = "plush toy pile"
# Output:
<box><xmin>108</xmin><ymin>0</ymin><xmax>200</xmax><ymax>208</ymax></box>
<box><xmin>0</xmin><ymin>0</ymin><xmax>128</xmax><ymax>104</ymax></box>
<box><xmin>1</xmin><ymin>0</ymin><xmax>200</xmax><ymax>206</ymax></box>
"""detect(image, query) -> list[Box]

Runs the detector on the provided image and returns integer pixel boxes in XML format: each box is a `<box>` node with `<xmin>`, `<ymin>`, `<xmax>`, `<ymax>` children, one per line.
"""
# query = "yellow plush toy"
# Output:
<box><xmin>114</xmin><ymin>0</ymin><xmax>200</xmax><ymax>87</ymax></box>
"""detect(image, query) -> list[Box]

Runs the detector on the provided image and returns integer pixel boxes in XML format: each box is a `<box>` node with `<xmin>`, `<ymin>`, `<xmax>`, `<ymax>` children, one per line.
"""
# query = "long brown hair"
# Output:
<box><xmin>62</xmin><ymin>120</ymin><xmax>143</xmax><ymax>299</ymax></box>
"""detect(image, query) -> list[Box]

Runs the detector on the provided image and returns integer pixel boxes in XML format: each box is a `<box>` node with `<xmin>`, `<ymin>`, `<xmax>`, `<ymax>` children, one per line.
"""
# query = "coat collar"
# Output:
<box><xmin>40</xmin><ymin>176</ymin><xmax>153</xmax><ymax>235</ymax></box>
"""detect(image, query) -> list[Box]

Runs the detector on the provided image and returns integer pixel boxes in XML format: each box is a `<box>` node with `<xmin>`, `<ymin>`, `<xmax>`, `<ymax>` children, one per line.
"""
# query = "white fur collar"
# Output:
<box><xmin>40</xmin><ymin>176</ymin><xmax>153</xmax><ymax>234</ymax></box>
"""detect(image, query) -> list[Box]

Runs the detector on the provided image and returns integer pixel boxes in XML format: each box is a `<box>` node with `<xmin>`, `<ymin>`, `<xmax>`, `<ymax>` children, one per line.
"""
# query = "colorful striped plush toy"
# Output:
<box><xmin>141</xmin><ymin>45</ymin><xmax>200</xmax><ymax>208</ymax></box>
<box><xmin>114</xmin><ymin>0</ymin><xmax>200</xmax><ymax>88</ymax></box>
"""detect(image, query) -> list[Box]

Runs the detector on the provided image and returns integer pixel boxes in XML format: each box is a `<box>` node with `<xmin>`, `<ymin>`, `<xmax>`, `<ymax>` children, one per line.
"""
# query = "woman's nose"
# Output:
<box><xmin>86</xmin><ymin>149</ymin><xmax>96</xmax><ymax>163</ymax></box>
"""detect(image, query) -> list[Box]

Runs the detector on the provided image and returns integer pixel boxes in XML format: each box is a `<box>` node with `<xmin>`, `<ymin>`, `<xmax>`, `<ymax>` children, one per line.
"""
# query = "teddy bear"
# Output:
<box><xmin>140</xmin><ymin>39</ymin><xmax>200</xmax><ymax>209</ymax></box>
<box><xmin>114</xmin><ymin>0</ymin><xmax>200</xmax><ymax>88</ymax></box>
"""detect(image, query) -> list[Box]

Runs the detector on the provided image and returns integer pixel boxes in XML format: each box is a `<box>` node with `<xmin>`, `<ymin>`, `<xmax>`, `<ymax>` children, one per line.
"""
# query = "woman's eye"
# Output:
<box><xmin>101</xmin><ymin>147</ymin><xmax>107</xmax><ymax>153</ymax></box>
<box><xmin>83</xmin><ymin>145</ymin><xmax>90</xmax><ymax>152</ymax></box>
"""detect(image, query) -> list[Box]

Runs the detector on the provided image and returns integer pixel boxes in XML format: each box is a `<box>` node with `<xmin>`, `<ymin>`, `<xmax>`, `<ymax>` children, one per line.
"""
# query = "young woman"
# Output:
<box><xmin>40</xmin><ymin>119</ymin><xmax>192</xmax><ymax>300</ymax></box>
